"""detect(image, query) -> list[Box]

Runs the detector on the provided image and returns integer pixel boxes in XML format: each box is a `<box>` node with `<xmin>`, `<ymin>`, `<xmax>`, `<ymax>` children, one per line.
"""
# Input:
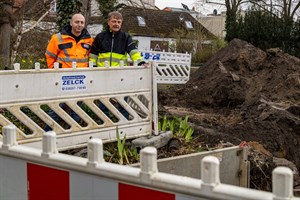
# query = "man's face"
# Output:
<box><xmin>108</xmin><ymin>16</ymin><xmax>122</xmax><ymax>33</ymax></box>
<box><xmin>70</xmin><ymin>14</ymin><xmax>85</xmax><ymax>36</ymax></box>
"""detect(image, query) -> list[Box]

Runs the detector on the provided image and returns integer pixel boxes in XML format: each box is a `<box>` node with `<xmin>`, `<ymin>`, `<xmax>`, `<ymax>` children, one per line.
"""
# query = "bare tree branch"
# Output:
<box><xmin>11</xmin><ymin>1</ymin><xmax>54</xmax><ymax>65</ymax></box>
<box><xmin>22</xmin><ymin>9</ymin><xmax>50</xmax><ymax>34</ymax></box>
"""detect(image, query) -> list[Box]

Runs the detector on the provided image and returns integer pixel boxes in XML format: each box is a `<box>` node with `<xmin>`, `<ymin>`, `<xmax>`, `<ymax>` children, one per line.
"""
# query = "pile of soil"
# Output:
<box><xmin>158</xmin><ymin>39</ymin><xmax>300</xmax><ymax>193</ymax></box>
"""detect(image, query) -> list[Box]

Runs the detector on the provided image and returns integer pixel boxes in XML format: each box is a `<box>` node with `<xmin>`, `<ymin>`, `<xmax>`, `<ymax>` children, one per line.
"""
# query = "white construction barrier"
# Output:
<box><xmin>139</xmin><ymin>50</ymin><xmax>191</xmax><ymax>84</ymax></box>
<box><xmin>138</xmin><ymin>50</ymin><xmax>192</xmax><ymax>134</ymax></box>
<box><xmin>132</xmin><ymin>145</ymin><xmax>250</xmax><ymax>187</ymax></box>
<box><xmin>0</xmin><ymin>63</ymin><xmax>153</xmax><ymax>150</ymax></box>
<box><xmin>0</xmin><ymin>125</ymin><xmax>299</xmax><ymax>200</ymax></box>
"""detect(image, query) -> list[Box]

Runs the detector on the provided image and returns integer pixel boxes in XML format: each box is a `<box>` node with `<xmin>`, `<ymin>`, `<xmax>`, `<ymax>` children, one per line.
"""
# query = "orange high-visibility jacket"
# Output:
<box><xmin>45</xmin><ymin>26</ymin><xmax>94</xmax><ymax>68</ymax></box>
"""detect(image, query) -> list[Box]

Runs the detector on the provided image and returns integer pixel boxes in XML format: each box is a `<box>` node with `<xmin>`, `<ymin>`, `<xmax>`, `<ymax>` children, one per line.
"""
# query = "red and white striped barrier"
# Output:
<box><xmin>0</xmin><ymin>125</ymin><xmax>299</xmax><ymax>200</ymax></box>
<box><xmin>1</xmin><ymin>158</ymin><xmax>194</xmax><ymax>200</ymax></box>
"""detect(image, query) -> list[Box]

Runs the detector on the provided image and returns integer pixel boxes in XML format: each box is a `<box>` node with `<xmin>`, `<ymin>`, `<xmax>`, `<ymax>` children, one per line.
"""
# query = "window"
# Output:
<box><xmin>179</xmin><ymin>14</ymin><xmax>184</xmax><ymax>21</ymax></box>
<box><xmin>137</xmin><ymin>16</ymin><xmax>146</xmax><ymax>27</ymax></box>
<box><xmin>185</xmin><ymin>21</ymin><xmax>193</xmax><ymax>29</ymax></box>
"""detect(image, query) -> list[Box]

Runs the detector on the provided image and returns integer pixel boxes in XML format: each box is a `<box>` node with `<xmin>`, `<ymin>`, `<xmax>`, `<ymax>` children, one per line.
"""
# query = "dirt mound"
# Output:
<box><xmin>159</xmin><ymin>38</ymin><xmax>300</xmax><ymax>192</ymax></box>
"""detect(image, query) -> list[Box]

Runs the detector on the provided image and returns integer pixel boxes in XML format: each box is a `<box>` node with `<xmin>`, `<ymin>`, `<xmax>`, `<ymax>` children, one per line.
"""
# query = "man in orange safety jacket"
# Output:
<box><xmin>44</xmin><ymin>13</ymin><xmax>93</xmax><ymax>131</ymax></box>
<box><xmin>45</xmin><ymin>13</ymin><xmax>93</xmax><ymax>68</ymax></box>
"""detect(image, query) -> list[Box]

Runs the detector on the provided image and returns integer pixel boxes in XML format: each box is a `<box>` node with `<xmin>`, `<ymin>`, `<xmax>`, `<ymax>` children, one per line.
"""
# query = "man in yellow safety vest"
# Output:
<box><xmin>89</xmin><ymin>11</ymin><xmax>146</xmax><ymax>67</ymax></box>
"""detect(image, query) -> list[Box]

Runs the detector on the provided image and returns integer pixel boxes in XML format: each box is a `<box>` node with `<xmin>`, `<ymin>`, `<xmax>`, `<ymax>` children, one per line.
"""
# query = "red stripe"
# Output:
<box><xmin>119</xmin><ymin>183</ymin><xmax>175</xmax><ymax>200</ymax></box>
<box><xmin>27</xmin><ymin>163</ymin><xmax>69</xmax><ymax>200</ymax></box>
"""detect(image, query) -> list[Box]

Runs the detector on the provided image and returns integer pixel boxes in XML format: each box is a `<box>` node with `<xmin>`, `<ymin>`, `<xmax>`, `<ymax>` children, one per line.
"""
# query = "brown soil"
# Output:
<box><xmin>158</xmin><ymin>39</ymin><xmax>300</xmax><ymax>194</ymax></box>
<box><xmin>64</xmin><ymin>38</ymin><xmax>300</xmax><ymax>194</ymax></box>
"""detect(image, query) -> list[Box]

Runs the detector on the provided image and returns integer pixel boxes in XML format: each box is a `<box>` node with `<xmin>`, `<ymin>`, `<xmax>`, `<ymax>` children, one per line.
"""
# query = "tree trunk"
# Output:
<box><xmin>81</xmin><ymin>0</ymin><xmax>90</xmax><ymax>25</ymax></box>
<box><xmin>0</xmin><ymin>1</ymin><xmax>14</xmax><ymax>70</ymax></box>
<box><xmin>0</xmin><ymin>23</ymin><xmax>12</xmax><ymax>69</ymax></box>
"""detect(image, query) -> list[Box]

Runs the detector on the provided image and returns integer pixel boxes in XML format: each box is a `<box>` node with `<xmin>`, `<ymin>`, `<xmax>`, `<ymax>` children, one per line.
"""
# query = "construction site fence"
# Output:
<box><xmin>139</xmin><ymin>50</ymin><xmax>191</xmax><ymax>84</ymax></box>
<box><xmin>0</xmin><ymin>125</ymin><xmax>299</xmax><ymax>200</ymax></box>
<box><xmin>0</xmin><ymin>62</ymin><xmax>154</xmax><ymax>150</ymax></box>
<box><xmin>132</xmin><ymin>145</ymin><xmax>249</xmax><ymax>187</ymax></box>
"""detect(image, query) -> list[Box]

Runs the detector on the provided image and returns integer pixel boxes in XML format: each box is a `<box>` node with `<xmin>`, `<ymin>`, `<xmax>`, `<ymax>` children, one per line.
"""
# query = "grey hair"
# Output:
<box><xmin>107</xmin><ymin>11</ymin><xmax>123</xmax><ymax>21</ymax></box>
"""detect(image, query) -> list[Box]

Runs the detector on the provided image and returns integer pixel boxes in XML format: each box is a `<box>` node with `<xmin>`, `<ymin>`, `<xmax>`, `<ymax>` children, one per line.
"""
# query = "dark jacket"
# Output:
<box><xmin>89</xmin><ymin>29</ymin><xmax>144</xmax><ymax>67</ymax></box>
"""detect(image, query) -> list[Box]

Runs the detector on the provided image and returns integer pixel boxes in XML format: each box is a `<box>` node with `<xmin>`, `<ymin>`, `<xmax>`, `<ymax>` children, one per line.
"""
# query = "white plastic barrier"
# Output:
<box><xmin>139</xmin><ymin>50</ymin><xmax>191</xmax><ymax>84</ymax></box>
<box><xmin>132</xmin><ymin>145</ymin><xmax>250</xmax><ymax>187</ymax></box>
<box><xmin>0</xmin><ymin>125</ymin><xmax>299</xmax><ymax>200</ymax></box>
<box><xmin>138</xmin><ymin>50</ymin><xmax>192</xmax><ymax>134</ymax></box>
<box><xmin>0</xmin><ymin>62</ymin><xmax>153</xmax><ymax>150</ymax></box>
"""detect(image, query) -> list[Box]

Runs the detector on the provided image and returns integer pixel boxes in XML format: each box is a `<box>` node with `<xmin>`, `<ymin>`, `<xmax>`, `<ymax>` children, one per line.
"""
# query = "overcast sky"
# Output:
<box><xmin>155</xmin><ymin>0</ymin><xmax>196</xmax><ymax>10</ymax></box>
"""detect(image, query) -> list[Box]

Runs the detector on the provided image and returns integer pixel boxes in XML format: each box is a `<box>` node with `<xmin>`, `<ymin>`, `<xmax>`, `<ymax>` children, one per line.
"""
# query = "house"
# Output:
<box><xmin>162</xmin><ymin>6</ymin><xmax>205</xmax><ymax>19</ymax></box>
<box><xmin>161</xmin><ymin>5</ymin><xmax>225</xmax><ymax>39</ymax></box>
<box><xmin>74</xmin><ymin>0</ymin><xmax>156</xmax><ymax>17</ymax></box>
<box><xmin>119</xmin><ymin>6</ymin><xmax>215</xmax><ymax>52</ymax></box>
<box><xmin>15</xmin><ymin>1</ymin><xmax>215</xmax><ymax>54</ymax></box>
<box><xmin>198</xmin><ymin>14</ymin><xmax>226</xmax><ymax>39</ymax></box>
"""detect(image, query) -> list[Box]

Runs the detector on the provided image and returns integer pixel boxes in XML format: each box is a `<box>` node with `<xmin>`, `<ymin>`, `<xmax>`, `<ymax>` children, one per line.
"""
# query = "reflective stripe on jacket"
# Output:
<box><xmin>89</xmin><ymin>30</ymin><xmax>144</xmax><ymax>67</ymax></box>
<box><xmin>45</xmin><ymin>26</ymin><xmax>94</xmax><ymax>68</ymax></box>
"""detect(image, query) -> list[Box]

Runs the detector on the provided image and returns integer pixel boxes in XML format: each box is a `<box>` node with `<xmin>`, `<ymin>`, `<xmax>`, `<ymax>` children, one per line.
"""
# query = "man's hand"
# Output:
<box><xmin>140</xmin><ymin>63</ymin><xmax>149</xmax><ymax>68</ymax></box>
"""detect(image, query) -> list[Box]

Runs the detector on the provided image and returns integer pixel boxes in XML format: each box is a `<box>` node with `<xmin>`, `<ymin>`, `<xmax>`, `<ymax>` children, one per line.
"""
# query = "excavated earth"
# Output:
<box><xmin>158</xmin><ymin>39</ymin><xmax>300</xmax><ymax>194</ymax></box>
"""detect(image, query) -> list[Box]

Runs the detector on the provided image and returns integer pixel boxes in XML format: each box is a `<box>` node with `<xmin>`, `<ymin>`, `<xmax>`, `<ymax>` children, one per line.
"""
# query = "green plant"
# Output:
<box><xmin>185</xmin><ymin>127</ymin><xmax>194</xmax><ymax>142</ymax></box>
<box><xmin>178</xmin><ymin>116</ymin><xmax>189</xmax><ymax>136</ymax></box>
<box><xmin>79</xmin><ymin>102</ymin><xmax>103</xmax><ymax>125</ymax></box>
<box><xmin>158</xmin><ymin>115</ymin><xmax>168</xmax><ymax>131</ymax></box>
<box><xmin>126</xmin><ymin>147</ymin><xmax>139</xmax><ymax>161</ymax></box>
<box><xmin>196</xmin><ymin>146</ymin><xmax>206</xmax><ymax>153</ymax></box>
<box><xmin>191</xmin><ymin>38</ymin><xmax>227</xmax><ymax>65</ymax></box>
<box><xmin>161</xmin><ymin>115</ymin><xmax>168</xmax><ymax>131</ymax></box>
<box><xmin>158</xmin><ymin>120</ymin><xmax>161</xmax><ymax>132</ymax></box>
<box><xmin>168</xmin><ymin>117</ymin><xmax>176</xmax><ymax>133</ymax></box>
<box><xmin>116</xmin><ymin>126</ymin><xmax>128</xmax><ymax>165</ymax></box>
<box><xmin>212</xmin><ymin>38</ymin><xmax>227</xmax><ymax>53</ymax></box>
<box><xmin>96</xmin><ymin>0</ymin><xmax>126</xmax><ymax>28</ymax></box>
<box><xmin>0</xmin><ymin>109</ymin><xmax>33</xmax><ymax>135</ymax></box>
<box><xmin>56</xmin><ymin>0</ymin><xmax>82</xmax><ymax>30</ymax></box>
<box><xmin>158</xmin><ymin>115</ymin><xmax>194</xmax><ymax>142</ymax></box>
<box><xmin>191</xmin><ymin>47</ymin><xmax>212</xmax><ymax>64</ymax></box>
<box><xmin>103</xmin><ymin>129</ymin><xmax>140</xmax><ymax>164</ymax></box>
<box><xmin>14</xmin><ymin>58</ymin><xmax>46</xmax><ymax>69</ymax></box>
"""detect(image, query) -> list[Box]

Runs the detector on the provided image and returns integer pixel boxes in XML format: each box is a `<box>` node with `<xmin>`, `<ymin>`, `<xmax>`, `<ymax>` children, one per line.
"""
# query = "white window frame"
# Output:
<box><xmin>137</xmin><ymin>16</ymin><xmax>146</xmax><ymax>27</ymax></box>
<box><xmin>185</xmin><ymin>21</ymin><xmax>193</xmax><ymax>29</ymax></box>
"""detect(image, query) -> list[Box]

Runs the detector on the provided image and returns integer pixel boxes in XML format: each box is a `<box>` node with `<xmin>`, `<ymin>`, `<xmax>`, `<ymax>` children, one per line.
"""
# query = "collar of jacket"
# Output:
<box><xmin>104</xmin><ymin>27</ymin><xmax>123</xmax><ymax>37</ymax></box>
<box><xmin>60</xmin><ymin>25</ymin><xmax>92</xmax><ymax>39</ymax></box>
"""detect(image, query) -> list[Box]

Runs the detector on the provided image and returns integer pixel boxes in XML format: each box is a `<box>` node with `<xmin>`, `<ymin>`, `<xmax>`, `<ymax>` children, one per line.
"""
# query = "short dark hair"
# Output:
<box><xmin>108</xmin><ymin>11</ymin><xmax>123</xmax><ymax>21</ymax></box>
